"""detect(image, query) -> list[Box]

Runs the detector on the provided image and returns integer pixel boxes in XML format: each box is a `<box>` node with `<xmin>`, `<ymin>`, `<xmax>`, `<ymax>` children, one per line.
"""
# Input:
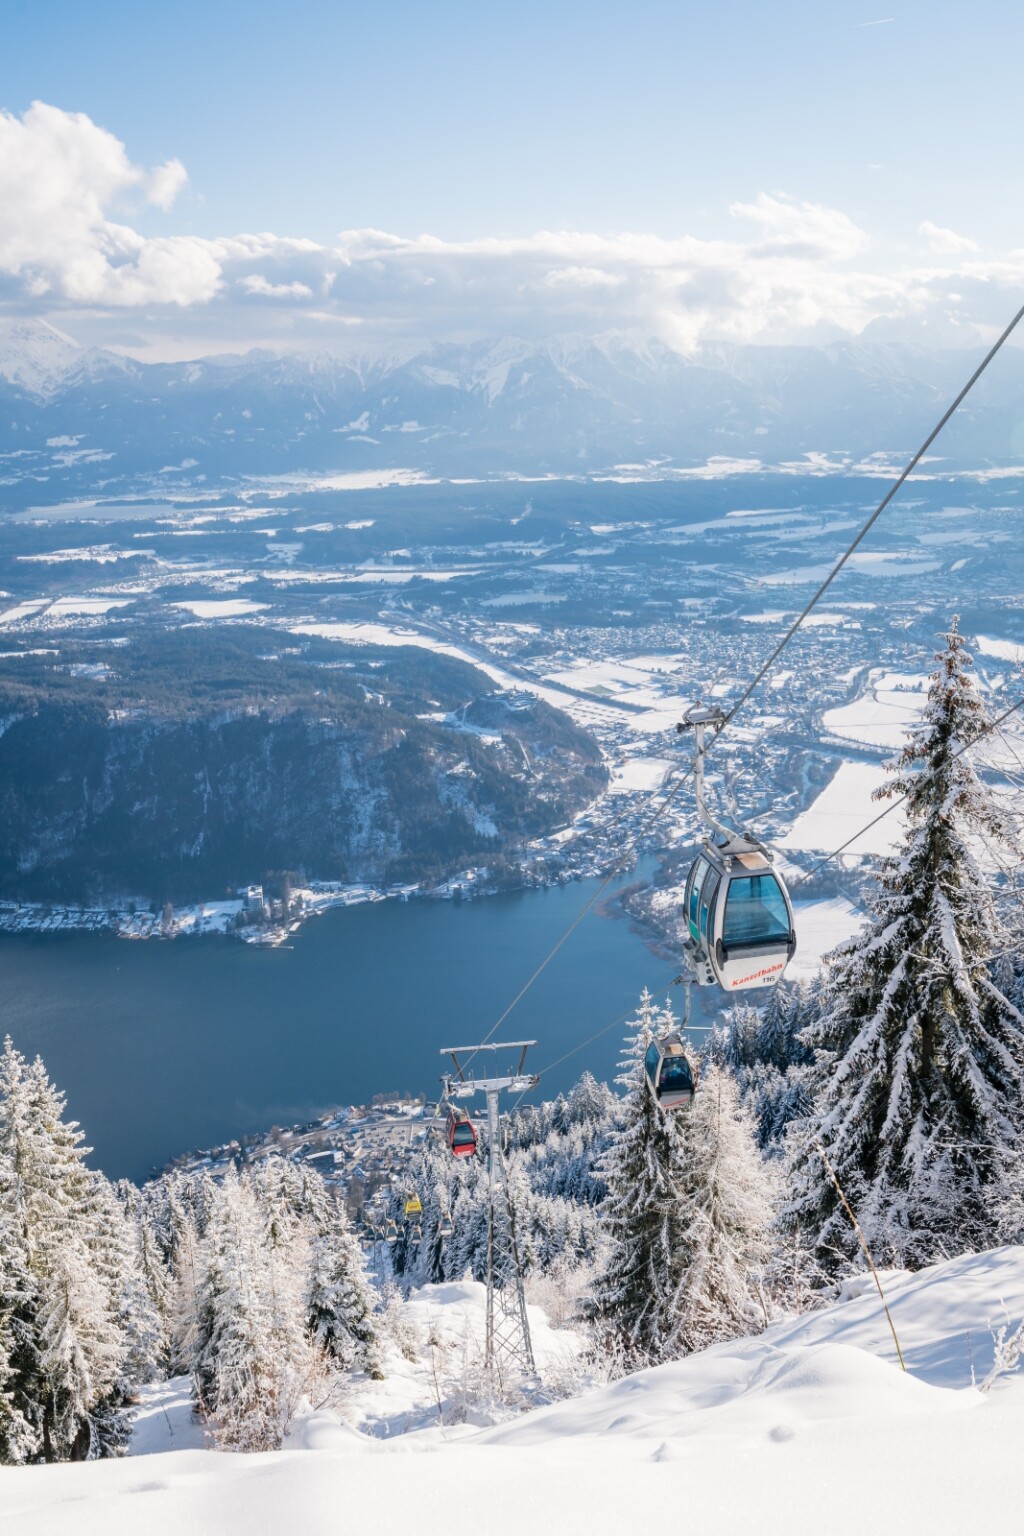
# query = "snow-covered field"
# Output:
<box><xmin>781</xmin><ymin>760</ymin><xmax>907</xmax><ymax>857</ymax></box>
<box><xmin>787</xmin><ymin>894</ymin><xmax>864</xmax><ymax>978</ymax></box>
<box><xmin>975</xmin><ymin>635</ymin><xmax>1024</xmax><ymax>665</ymax></box>
<box><xmin>0</xmin><ymin>599</ymin><xmax>52</xmax><ymax>624</ymax></box>
<box><xmin>0</xmin><ymin>596</ymin><xmax>132</xmax><ymax>623</ymax></box>
<box><xmin>4</xmin><ymin>1252</ymin><xmax>1023</xmax><ymax>1536</ymax></box>
<box><xmin>44</xmin><ymin>597</ymin><xmax>133</xmax><ymax>616</ymax></box>
<box><xmin>173</xmin><ymin>599</ymin><xmax>269</xmax><ymax>618</ymax></box>
<box><xmin>288</xmin><ymin>622</ymin><xmax>646</xmax><ymax>731</ymax></box>
<box><xmin>822</xmin><ymin>670</ymin><xmax>929</xmax><ymax>751</ymax></box>
<box><xmin>608</xmin><ymin>757</ymin><xmax>674</xmax><ymax>793</ymax></box>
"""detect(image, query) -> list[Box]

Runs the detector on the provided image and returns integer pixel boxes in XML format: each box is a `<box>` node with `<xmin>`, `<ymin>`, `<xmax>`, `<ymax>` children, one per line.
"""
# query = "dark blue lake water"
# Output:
<box><xmin>0</xmin><ymin>868</ymin><xmax>703</xmax><ymax>1181</ymax></box>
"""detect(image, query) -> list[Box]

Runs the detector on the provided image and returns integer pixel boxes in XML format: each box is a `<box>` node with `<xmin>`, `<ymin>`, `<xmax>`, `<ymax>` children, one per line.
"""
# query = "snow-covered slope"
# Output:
<box><xmin>3</xmin><ymin>1249</ymin><xmax>1023</xmax><ymax>1536</ymax></box>
<box><xmin>0</xmin><ymin>318</ymin><xmax>133</xmax><ymax>399</ymax></box>
<box><xmin>0</xmin><ymin>318</ymin><xmax>83</xmax><ymax>396</ymax></box>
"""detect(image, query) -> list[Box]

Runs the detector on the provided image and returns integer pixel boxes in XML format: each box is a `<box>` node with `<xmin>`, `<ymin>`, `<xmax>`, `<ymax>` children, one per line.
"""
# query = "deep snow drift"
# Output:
<box><xmin>3</xmin><ymin>1250</ymin><xmax>1024</xmax><ymax>1536</ymax></box>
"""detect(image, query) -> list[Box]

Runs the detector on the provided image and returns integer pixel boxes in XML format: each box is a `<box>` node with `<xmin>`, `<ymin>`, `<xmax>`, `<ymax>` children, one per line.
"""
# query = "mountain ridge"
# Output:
<box><xmin>2</xmin><ymin>319</ymin><xmax>1023</xmax><ymax>497</ymax></box>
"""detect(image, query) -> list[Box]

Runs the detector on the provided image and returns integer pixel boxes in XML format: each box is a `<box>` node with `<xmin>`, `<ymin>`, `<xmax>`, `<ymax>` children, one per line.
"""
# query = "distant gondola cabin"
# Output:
<box><xmin>645</xmin><ymin>1034</ymin><xmax>697</xmax><ymax>1110</ymax></box>
<box><xmin>446</xmin><ymin>1106</ymin><xmax>477</xmax><ymax>1157</ymax></box>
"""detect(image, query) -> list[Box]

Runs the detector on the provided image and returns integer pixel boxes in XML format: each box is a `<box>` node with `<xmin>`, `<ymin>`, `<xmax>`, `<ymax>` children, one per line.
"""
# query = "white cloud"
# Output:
<box><xmin>730</xmin><ymin>192</ymin><xmax>870</xmax><ymax>261</ymax></box>
<box><xmin>0</xmin><ymin>101</ymin><xmax>208</xmax><ymax>306</ymax></box>
<box><xmin>147</xmin><ymin>157</ymin><xmax>188</xmax><ymax>211</ymax></box>
<box><xmin>542</xmin><ymin>266</ymin><xmax>625</xmax><ymax>289</ymax></box>
<box><xmin>0</xmin><ymin>102</ymin><xmax>1021</xmax><ymax>357</ymax></box>
<box><xmin>920</xmin><ymin>220</ymin><xmax>980</xmax><ymax>255</ymax></box>
<box><xmin>238</xmin><ymin>275</ymin><xmax>315</xmax><ymax>299</ymax></box>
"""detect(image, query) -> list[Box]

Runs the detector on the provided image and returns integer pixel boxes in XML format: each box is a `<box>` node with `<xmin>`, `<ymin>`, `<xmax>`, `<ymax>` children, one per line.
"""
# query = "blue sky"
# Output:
<box><xmin>1</xmin><ymin>0</ymin><xmax>1021</xmax><ymax>357</ymax></box>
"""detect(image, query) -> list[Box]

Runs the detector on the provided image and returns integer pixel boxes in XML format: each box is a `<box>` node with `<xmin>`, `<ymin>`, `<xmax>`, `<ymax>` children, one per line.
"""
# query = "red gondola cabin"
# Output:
<box><xmin>446</xmin><ymin>1105</ymin><xmax>477</xmax><ymax>1157</ymax></box>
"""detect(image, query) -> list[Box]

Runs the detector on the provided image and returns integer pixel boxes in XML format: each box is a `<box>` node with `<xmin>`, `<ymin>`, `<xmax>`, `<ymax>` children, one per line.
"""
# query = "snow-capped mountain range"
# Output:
<box><xmin>2</xmin><ymin>318</ymin><xmax>1024</xmax><ymax>498</ymax></box>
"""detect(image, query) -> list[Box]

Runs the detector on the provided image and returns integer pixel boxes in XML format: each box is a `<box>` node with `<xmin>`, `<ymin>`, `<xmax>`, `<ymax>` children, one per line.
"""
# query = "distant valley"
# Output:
<box><xmin>1</xmin><ymin>317</ymin><xmax>1023</xmax><ymax>957</ymax></box>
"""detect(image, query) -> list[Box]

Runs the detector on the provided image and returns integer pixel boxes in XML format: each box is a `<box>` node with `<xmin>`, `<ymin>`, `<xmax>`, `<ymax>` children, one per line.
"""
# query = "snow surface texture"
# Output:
<box><xmin>781</xmin><ymin>760</ymin><xmax>908</xmax><ymax>857</ymax></box>
<box><xmin>822</xmin><ymin>670</ymin><xmax>929</xmax><ymax>751</ymax></box>
<box><xmin>3</xmin><ymin>1251</ymin><xmax>1023</xmax><ymax>1535</ymax></box>
<box><xmin>172</xmin><ymin>599</ymin><xmax>269</xmax><ymax>618</ymax></box>
<box><xmin>786</xmin><ymin>894</ymin><xmax>864</xmax><ymax>980</ymax></box>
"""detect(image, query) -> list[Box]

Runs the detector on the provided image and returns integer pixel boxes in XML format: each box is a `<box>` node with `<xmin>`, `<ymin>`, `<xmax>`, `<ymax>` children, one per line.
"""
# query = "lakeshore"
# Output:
<box><xmin>0</xmin><ymin>861</ymin><xmax>673</xmax><ymax>1180</ymax></box>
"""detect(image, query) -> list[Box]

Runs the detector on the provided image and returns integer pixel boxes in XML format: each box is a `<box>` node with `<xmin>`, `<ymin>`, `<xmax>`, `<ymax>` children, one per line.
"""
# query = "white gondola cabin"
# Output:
<box><xmin>677</xmin><ymin>703</ymin><xmax>797</xmax><ymax>993</ymax></box>
<box><xmin>683</xmin><ymin>844</ymin><xmax>796</xmax><ymax>992</ymax></box>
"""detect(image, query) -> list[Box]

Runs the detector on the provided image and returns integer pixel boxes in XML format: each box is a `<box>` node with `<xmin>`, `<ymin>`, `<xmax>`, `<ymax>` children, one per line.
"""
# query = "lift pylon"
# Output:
<box><xmin>440</xmin><ymin>1041</ymin><xmax>539</xmax><ymax>1385</ymax></box>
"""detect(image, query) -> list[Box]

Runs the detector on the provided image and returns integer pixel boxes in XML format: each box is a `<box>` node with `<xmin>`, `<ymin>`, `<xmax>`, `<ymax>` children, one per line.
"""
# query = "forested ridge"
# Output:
<box><xmin>0</xmin><ymin>628</ymin><xmax>606</xmax><ymax>901</ymax></box>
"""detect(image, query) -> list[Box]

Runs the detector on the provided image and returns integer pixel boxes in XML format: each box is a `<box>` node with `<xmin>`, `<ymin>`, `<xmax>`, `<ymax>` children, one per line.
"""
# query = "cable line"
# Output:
<box><xmin>716</xmin><ymin>299</ymin><xmax>1024</xmax><ymax>733</ymax></box>
<box><xmin>452</xmin><ymin>767</ymin><xmax>696</xmax><ymax>1086</ymax></box>
<box><xmin>504</xmin><ymin>693</ymin><xmax>1024</xmax><ymax>1111</ymax></box>
<box><xmin>462</xmin><ymin>297</ymin><xmax>1024</xmax><ymax>1066</ymax></box>
<box><xmin>528</xmin><ymin>980</ymin><xmax>681</xmax><ymax>1081</ymax></box>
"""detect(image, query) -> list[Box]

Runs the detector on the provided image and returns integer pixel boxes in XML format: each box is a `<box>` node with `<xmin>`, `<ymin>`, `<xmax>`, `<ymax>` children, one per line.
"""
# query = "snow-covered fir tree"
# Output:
<box><xmin>707</xmin><ymin>1003</ymin><xmax>762</xmax><ymax>1071</ymax></box>
<box><xmin>0</xmin><ymin>1039</ymin><xmax>138</xmax><ymax>1462</ymax></box>
<box><xmin>163</xmin><ymin>1176</ymin><xmax>206</xmax><ymax>1377</ymax></box>
<box><xmin>786</xmin><ymin>619</ymin><xmax>1024</xmax><ymax>1269</ymax></box>
<box><xmin>590</xmin><ymin>990</ymin><xmax>694</xmax><ymax>1370</ymax></box>
<box><xmin>132</xmin><ymin>1208</ymin><xmax>173</xmax><ymax>1375</ymax></box>
<box><xmin>0</xmin><ymin>1141</ymin><xmax>34</xmax><ymax>1464</ymax></box>
<box><xmin>565</xmin><ymin>1071</ymin><xmax>617</xmax><ymax>1129</ymax></box>
<box><xmin>306</xmin><ymin>1194</ymin><xmax>384</xmax><ymax>1378</ymax></box>
<box><xmin>86</xmin><ymin>1179</ymin><xmax>163</xmax><ymax>1453</ymax></box>
<box><xmin>757</xmin><ymin>986</ymin><xmax>799</xmax><ymax>1072</ymax></box>
<box><xmin>703</xmin><ymin>986</ymin><xmax>814</xmax><ymax>1154</ymax></box>
<box><xmin>190</xmin><ymin>1168</ymin><xmax>315</xmax><ymax>1451</ymax></box>
<box><xmin>671</xmin><ymin>1063</ymin><xmax>775</xmax><ymax>1350</ymax></box>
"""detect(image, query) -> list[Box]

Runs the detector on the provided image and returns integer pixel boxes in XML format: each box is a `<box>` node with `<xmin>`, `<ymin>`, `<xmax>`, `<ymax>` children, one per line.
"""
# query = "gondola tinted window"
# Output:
<box><xmin>723</xmin><ymin>874</ymin><xmax>791</xmax><ymax>948</ymax></box>
<box><xmin>452</xmin><ymin>1122</ymin><xmax>475</xmax><ymax>1147</ymax></box>
<box><xmin>699</xmin><ymin>871</ymin><xmax>719</xmax><ymax>941</ymax></box>
<box><xmin>688</xmin><ymin>860</ymin><xmax>708</xmax><ymax>938</ymax></box>
<box><xmin>659</xmin><ymin>1055</ymin><xmax>693</xmax><ymax>1092</ymax></box>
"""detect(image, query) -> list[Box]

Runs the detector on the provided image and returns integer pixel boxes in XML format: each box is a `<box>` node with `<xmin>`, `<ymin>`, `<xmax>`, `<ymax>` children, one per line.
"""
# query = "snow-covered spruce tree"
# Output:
<box><xmin>446</xmin><ymin>1176</ymin><xmax>489</xmax><ymax>1283</ymax></box>
<box><xmin>0</xmin><ymin>1141</ymin><xmax>35</xmax><ymax>1463</ymax></box>
<box><xmin>565</xmin><ymin>1071</ymin><xmax>617</xmax><ymax>1129</ymax></box>
<box><xmin>73</xmin><ymin>1178</ymin><xmax>165</xmax><ymax>1458</ymax></box>
<box><xmin>191</xmin><ymin>1169</ymin><xmax>315</xmax><ymax>1451</ymax></box>
<box><xmin>404</xmin><ymin>1145</ymin><xmax>457</xmax><ymax>1287</ymax></box>
<box><xmin>418</xmin><ymin>1176</ymin><xmax>450</xmax><ymax>1286</ymax></box>
<box><xmin>164</xmin><ymin>1178</ymin><xmax>205</xmax><ymax>1376</ymax></box>
<box><xmin>589</xmin><ymin>990</ymin><xmax>693</xmax><ymax>1371</ymax></box>
<box><xmin>244</xmin><ymin>1161</ymin><xmax>317</xmax><ymax>1401</ymax></box>
<box><xmin>0</xmin><ymin>1040</ymin><xmax>132</xmax><ymax>1461</ymax></box>
<box><xmin>786</xmin><ymin>619</ymin><xmax>1024</xmax><ymax>1269</ymax></box>
<box><xmin>706</xmin><ymin>1003</ymin><xmax>761</xmax><ymax>1071</ymax></box>
<box><xmin>133</xmin><ymin>1213</ymin><xmax>173</xmax><ymax>1374</ymax></box>
<box><xmin>306</xmin><ymin>1196</ymin><xmax>384</xmax><ymax>1378</ymax></box>
<box><xmin>756</xmin><ymin>986</ymin><xmax>799</xmax><ymax>1072</ymax></box>
<box><xmin>671</xmin><ymin>1063</ymin><xmax>775</xmax><ymax>1351</ymax></box>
